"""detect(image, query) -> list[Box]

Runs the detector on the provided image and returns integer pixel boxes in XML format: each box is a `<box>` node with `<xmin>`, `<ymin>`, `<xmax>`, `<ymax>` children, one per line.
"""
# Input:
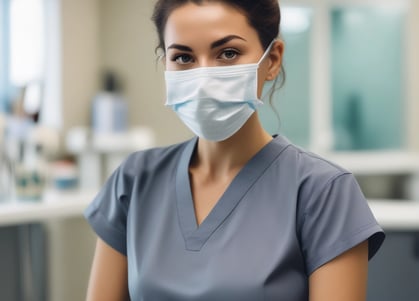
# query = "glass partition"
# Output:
<box><xmin>331</xmin><ymin>6</ymin><xmax>406</xmax><ymax>151</ymax></box>
<box><xmin>260</xmin><ymin>3</ymin><xmax>408</xmax><ymax>152</ymax></box>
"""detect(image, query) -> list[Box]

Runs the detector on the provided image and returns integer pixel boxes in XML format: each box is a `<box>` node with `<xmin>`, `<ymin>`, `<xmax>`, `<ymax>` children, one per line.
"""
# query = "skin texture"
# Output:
<box><xmin>86</xmin><ymin>2</ymin><xmax>369</xmax><ymax>300</ymax></box>
<box><xmin>309</xmin><ymin>241</ymin><xmax>369</xmax><ymax>301</ymax></box>
<box><xmin>86</xmin><ymin>238</ymin><xmax>129</xmax><ymax>301</ymax></box>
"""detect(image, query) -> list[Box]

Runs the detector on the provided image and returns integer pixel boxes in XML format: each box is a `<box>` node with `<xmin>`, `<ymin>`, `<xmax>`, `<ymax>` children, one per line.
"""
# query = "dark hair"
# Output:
<box><xmin>152</xmin><ymin>0</ymin><xmax>280</xmax><ymax>52</ymax></box>
<box><xmin>152</xmin><ymin>0</ymin><xmax>285</xmax><ymax>108</ymax></box>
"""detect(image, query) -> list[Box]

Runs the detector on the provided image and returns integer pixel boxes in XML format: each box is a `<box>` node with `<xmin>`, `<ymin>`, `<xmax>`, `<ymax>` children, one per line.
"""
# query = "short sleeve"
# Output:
<box><xmin>84</xmin><ymin>164</ymin><xmax>132</xmax><ymax>255</ymax></box>
<box><xmin>300</xmin><ymin>173</ymin><xmax>385</xmax><ymax>275</ymax></box>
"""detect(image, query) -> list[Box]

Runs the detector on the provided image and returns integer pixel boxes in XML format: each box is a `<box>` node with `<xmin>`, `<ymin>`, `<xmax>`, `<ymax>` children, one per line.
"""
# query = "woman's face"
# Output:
<box><xmin>164</xmin><ymin>2</ymin><xmax>275</xmax><ymax>96</ymax></box>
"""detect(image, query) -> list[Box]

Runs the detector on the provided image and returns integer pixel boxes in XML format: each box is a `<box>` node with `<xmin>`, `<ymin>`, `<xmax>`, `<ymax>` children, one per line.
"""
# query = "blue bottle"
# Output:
<box><xmin>91</xmin><ymin>72</ymin><xmax>128</xmax><ymax>134</ymax></box>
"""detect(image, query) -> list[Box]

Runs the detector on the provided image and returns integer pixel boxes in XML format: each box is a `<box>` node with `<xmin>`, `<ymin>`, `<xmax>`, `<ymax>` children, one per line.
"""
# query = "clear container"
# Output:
<box><xmin>0</xmin><ymin>147</ymin><xmax>14</xmax><ymax>203</ymax></box>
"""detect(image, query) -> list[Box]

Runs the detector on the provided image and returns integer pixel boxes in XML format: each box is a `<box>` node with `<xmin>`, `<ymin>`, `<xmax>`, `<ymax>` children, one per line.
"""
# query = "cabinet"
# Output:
<box><xmin>368</xmin><ymin>231</ymin><xmax>419</xmax><ymax>301</ymax></box>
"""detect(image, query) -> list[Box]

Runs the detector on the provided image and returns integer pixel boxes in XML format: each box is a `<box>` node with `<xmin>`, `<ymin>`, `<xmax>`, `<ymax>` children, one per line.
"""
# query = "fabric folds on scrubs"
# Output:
<box><xmin>84</xmin><ymin>135</ymin><xmax>385</xmax><ymax>301</ymax></box>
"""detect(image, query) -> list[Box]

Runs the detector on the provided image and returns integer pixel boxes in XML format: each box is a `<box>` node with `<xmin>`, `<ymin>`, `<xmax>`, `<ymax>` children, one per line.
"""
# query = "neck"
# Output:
<box><xmin>191</xmin><ymin>113</ymin><xmax>272</xmax><ymax>177</ymax></box>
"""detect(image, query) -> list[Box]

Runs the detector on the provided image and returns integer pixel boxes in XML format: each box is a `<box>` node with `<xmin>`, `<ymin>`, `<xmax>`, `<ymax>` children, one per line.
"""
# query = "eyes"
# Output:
<box><xmin>170</xmin><ymin>48</ymin><xmax>240</xmax><ymax>66</ymax></box>
<box><xmin>220</xmin><ymin>49</ymin><xmax>239</xmax><ymax>60</ymax></box>
<box><xmin>173</xmin><ymin>54</ymin><xmax>194</xmax><ymax>65</ymax></box>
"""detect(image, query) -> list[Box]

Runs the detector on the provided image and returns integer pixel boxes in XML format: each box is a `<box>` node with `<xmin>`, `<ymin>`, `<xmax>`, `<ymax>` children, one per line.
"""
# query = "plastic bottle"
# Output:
<box><xmin>0</xmin><ymin>143</ymin><xmax>14</xmax><ymax>203</ymax></box>
<box><xmin>91</xmin><ymin>72</ymin><xmax>128</xmax><ymax>134</ymax></box>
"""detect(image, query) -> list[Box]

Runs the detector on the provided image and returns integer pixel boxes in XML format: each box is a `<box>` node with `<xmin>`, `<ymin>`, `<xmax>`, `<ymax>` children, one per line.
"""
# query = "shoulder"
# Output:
<box><xmin>274</xmin><ymin>135</ymin><xmax>351</xmax><ymax>184</ymax></box>
<box><xmin>103</xmin><ymin>139</ymin><xmax>192</xmax><ymax>195</ymax></box>
<box><xmin>90</xmin><ymin>138</ymin><xmax>192</xmax><ymax>208</ymax></box>
<box><xmin>118</xmin><ymin>139</ymin><xmax>192</xmax><ymax>177</ymax></box>
<box><xmin>272</xmin><ymin>135</ymin><xmax>358</xmax><ymax>208</ymax></box>
<box><xmin>272</xmin><ymin>136</ymin><xmax>384</xmax><ymax>273</ymax></box>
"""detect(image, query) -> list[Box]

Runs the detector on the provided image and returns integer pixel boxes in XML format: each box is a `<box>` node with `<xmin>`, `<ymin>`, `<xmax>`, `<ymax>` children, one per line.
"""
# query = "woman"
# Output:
<box><xmin>85</xmin><ymin>1</ymin><xmax>385</xmax><ymax>300</ymax></box>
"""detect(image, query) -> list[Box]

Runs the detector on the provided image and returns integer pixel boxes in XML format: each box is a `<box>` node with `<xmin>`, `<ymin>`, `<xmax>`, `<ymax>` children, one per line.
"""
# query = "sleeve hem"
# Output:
<box><xmin>84</xmin><ymin>208</ymin><xmax>127</xmax><ymax>256</ymax></box>
<box><xmin>306</xmin><ymin>223</ymin><xmax>385</xmax><ymax>276</ymax></box>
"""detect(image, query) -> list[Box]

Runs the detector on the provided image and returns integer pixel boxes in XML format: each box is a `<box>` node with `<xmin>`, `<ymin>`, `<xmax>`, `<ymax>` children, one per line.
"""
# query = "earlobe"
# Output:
<box><xmin>160</xmin><ymin>55</ymin><xmax>166</xmax><ymax>65</ymax></box>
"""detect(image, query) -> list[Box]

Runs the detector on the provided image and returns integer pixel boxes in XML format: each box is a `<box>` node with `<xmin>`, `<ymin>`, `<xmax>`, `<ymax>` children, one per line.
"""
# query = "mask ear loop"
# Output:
<box><xmin>257</xmin><ymin>39</ymin><xmax>277</xmax><ymax>65</ymax></box>
<box><xmin>257</xmin><ymin>39</ymin><xmax>278</xmax><ymax>103</ymax></box>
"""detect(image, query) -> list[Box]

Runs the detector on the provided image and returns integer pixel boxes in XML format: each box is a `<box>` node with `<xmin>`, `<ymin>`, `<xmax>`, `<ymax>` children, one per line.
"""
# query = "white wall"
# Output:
<box><xmin>60</xmin><ymin>0</ymin><xmax>100</xmax><ymax>133</ymax></box>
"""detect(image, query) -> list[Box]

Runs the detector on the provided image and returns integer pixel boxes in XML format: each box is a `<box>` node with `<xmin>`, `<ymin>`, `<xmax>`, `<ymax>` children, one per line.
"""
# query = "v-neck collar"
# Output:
<box><xmin>176</xmin><ymin>136</ymin><xmax>289</xmax><ymax>251</ymax></box>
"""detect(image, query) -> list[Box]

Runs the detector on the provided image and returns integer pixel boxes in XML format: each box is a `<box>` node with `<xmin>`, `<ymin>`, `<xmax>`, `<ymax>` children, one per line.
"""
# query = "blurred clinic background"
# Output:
<box><xmin>0</xmin><ymin>0</ymin><xmax>419</xmax><ymax>300</ymax></box>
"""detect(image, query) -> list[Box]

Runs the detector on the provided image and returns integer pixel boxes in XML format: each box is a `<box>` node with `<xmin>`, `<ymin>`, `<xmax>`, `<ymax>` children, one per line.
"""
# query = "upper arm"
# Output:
<box><xmin>308</xmin><ymin>240</ymin><xmax>369</xmax><ymax>301</ymax></box>
<box><xmin>299</xmin><ymin>173</ymin><xmax>384</xmax><ymax>275</ymax></box>
<box><xmin>86</xmin><ymin>238</ymin><xmax>130</xmax><ymax>301</ymax></box>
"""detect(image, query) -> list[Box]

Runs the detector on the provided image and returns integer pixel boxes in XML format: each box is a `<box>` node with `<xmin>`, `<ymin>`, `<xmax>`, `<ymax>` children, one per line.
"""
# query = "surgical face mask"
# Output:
<box><xmin>164</xmin><ymin>41</ymin><xmax>274</xmax><ymax>142</ymax></box>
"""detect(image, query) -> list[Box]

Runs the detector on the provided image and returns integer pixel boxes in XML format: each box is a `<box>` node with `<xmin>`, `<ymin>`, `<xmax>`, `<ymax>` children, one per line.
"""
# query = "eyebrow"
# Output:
<box><xmin>167</xmin><ymin>44</ymin><xmax>192</xmax><ymax>52</ymax></box>
<box><xmin>210</xmin><ymin>35</ymin><xmax>246</xmax><ymax>49</ymax></box>
<box><xmin>167</xmin><ymin>35</ymin><xmax>246</xmax><ymax>52</ymax></box>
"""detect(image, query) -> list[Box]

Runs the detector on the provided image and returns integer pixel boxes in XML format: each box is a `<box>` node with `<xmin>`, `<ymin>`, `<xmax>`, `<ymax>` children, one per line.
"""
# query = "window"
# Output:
<box><xmin>0</xmin><ymin>0</ymin><xmax>10</xmax><ymax>112</ymax></box>
<box><xmin>10</xmin><ymin>0</ymin><xmax>45</xmax><ymax>86</ymax></box>
<box><xmin>1</xmin><ymin>0</ymin><xmax>45</xmax><ymax>118</ymax></box>
<box><xmin>331</xmin><ymin>6</ymin><xmax>406</xmax><ymax>150</ymax></box>
<box><xmin>259</xmin><ymin>1</ymin><xmax>409</xmax><ymax>152</ymax></box>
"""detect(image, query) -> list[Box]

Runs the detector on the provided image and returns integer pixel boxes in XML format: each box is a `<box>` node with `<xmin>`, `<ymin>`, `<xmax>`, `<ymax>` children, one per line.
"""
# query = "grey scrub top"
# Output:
<box><xmin>85</xmin><ymin>135</ymin><xmax>385</xmax><ymax>301</ymax></box>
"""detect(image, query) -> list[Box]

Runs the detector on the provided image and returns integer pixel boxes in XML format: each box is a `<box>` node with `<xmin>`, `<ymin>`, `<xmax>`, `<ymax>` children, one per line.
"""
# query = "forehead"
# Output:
<box><xmin>164</xmin><ymin>2</ymin><xmax>259</xmax><ymax>48</ymax></box>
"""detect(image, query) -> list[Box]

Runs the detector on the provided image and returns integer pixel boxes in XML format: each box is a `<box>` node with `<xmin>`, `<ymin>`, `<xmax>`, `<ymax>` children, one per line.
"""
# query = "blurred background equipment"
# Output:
<box><xmin>91</xmin><ymin>71</ymin><xmax>128</xmax><ymax>134</ymax></box>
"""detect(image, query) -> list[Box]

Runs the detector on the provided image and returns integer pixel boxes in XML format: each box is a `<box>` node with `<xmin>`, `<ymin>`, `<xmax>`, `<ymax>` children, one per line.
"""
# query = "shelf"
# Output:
<box><xmin>322</xmin><ymin>151</ymin><xmax>419</xmax><ymax>175</ymax></box>
<box><xmin>66</xmin><ymin>126</ymin><xmax>155</xmax><ymax>154</ymax></box>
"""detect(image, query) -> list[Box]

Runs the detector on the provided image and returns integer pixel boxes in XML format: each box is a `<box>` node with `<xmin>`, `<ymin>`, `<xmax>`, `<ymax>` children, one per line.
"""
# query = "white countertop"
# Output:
<box><xmin>0</xmin><ymin>189</ymin><xmax>96</xmax><ymax>226</ymax></box>
<box><xmin>0</xmin><ymin>190</ymin><xmax>418</xmax><ymax>230</ymax></box>
<box><xmin>368</xmin><ymin>200</ymin><xmax>419</xmax><ymax>230</ymax></box>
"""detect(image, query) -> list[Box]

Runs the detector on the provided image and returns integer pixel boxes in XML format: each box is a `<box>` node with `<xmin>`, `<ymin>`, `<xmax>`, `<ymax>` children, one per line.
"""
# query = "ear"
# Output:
<box><xmin>156</xmin><ymin>47</ymin><xmax>166</xmax><ymax>67</ymax></box>
<box><xmin>266</xmin><ymin>40</ymin><xmax>284</xmax><ymax>81</ymax></box>
<box><xmin>160</xmin><ymin>54</ymin><xmax>166</xmax><ymax>66</ymax></box>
